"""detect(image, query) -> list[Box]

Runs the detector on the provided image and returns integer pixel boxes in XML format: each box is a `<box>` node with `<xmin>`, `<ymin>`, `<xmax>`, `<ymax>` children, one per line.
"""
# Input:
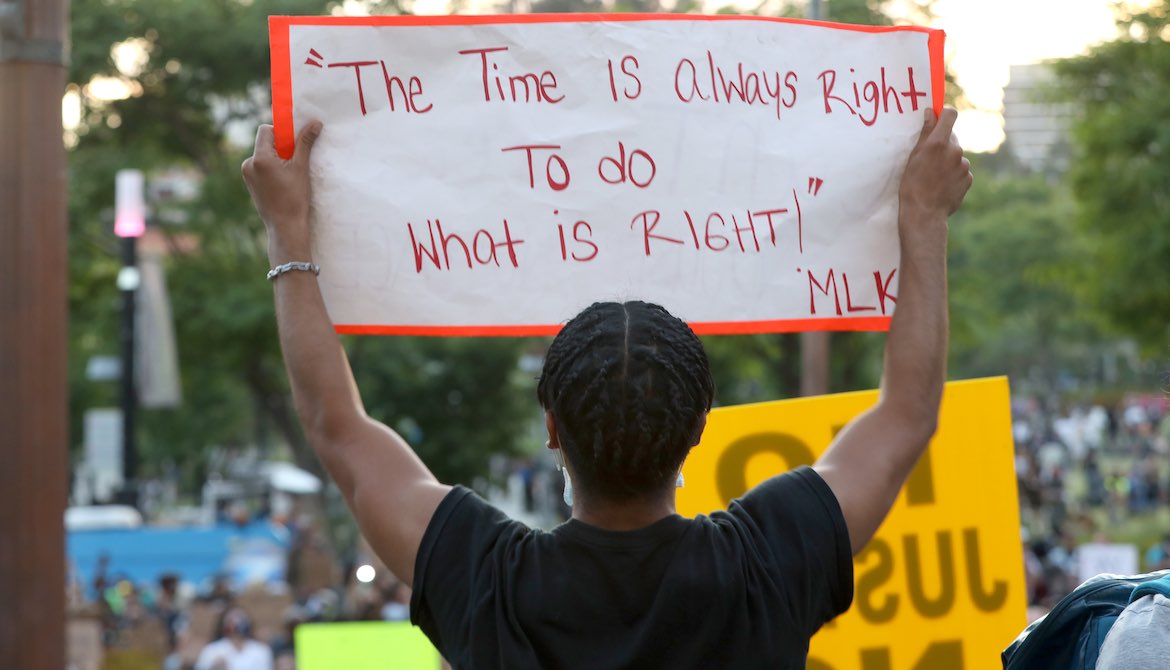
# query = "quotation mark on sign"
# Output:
<box><xmin>305</xmin><ymin>49</ymin><xmax>324</xmax><ymax>68</ymax></box>
<box><xmin>807</xmin><ymin>176</ymin><xmax>824</xmax><ymax>197</ymax></box>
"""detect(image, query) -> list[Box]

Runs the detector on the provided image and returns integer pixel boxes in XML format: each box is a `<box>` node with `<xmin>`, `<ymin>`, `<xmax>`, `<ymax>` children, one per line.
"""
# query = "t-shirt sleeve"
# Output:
<box><xmin>410</xmin><ymin>485</ymin><xmax>524</xmax><ymax>657</ymax></box>
<box><xmin>730</xmin><ymin>466</ymin><xmax>853</xmax><ymax>635</ymax></box>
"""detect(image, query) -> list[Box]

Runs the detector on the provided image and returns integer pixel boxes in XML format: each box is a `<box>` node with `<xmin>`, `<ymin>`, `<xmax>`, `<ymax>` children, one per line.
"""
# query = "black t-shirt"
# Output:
<box><xmin>410</xmin><ymin>466</ymin><xmax>853</xmax><ymax>669</ymax></box>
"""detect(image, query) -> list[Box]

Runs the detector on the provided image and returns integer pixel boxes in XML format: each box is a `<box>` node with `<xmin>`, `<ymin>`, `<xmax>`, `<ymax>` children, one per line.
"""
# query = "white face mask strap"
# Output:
<box><xmin>549</xmin><ymin>441</ymin><xmax>573</xmax><ymax>507</ymax></box>
<box><xmin>562</xmin><ymin>466</ymin><xmax>574</xmax><ymax>508</ymax></box>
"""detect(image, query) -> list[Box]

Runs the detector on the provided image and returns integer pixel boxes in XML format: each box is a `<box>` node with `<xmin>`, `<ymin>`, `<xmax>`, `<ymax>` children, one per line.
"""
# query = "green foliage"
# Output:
<box><xmin>947</xmin><ymin>154</ymin><xmax>1103</xmax><ymax>389</ymax></box>
<box><xmin>69</xmin><ymin>0</ymin><xmax>533</xmax><ymax>490</ymax></box>
<box><xmin>69</xmin><ymin>0</ymin><xmax>336</xmax><ymax>481</ymax></box>
<box><xmin>817</xmin><ymin>0</ymin><xmax>890</xmax><ymax>25</ymax></box>
<box><xmin>348</xmin><ymin>337</ymin><xmax>535</xmax><ymax>484</ymax></box>
<box><xmin>1052</xmin><ymin>2</ymin><xmax>1170</xmax><ymax>354</ymax></box>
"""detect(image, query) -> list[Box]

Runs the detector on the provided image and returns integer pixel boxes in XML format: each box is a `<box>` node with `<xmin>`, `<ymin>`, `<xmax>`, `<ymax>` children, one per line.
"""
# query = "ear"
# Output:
<box><xmin>691</xmin><ymin>413</ymin><xmax>708</xmax><ymax>447</ymax></box>
<box><xmin>545</xmin><ymin>412</ymin><xmax>560</xmax><ymax>450</ymax></box>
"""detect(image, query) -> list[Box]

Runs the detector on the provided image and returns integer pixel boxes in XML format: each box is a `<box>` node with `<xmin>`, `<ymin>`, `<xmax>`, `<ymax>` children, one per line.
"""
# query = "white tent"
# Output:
<box><xmin>262</xmin><ymin>462</ymin><xmax>322</xmax><ymax>495</ymax></box>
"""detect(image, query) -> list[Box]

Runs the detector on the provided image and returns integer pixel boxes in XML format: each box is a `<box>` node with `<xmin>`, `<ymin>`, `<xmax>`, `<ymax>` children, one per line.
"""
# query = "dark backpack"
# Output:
<box><xmin>1001</xmin><ymin>570</ymin><xmax>1170</xmax><ymax>669</ymax></box>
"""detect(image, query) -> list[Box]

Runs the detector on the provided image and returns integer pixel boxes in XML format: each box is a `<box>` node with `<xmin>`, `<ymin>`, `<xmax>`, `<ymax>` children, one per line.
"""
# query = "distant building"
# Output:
<box><xmin>1001</xmin><ymin>63</ymin><xmax>1075</xmax><ymax>174</ymax></box>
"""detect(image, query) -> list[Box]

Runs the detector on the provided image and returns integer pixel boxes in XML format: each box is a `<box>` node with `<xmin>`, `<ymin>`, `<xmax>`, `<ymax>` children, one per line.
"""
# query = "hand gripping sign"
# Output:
<box><xmin>270</xmin><ymin>15</ymin><xmax>945</xmax><ymax>336</ymax></box>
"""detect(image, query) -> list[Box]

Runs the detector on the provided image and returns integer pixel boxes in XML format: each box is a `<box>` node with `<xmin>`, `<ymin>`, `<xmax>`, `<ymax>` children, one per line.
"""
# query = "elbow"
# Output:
<box><xmin>907</xmin><ymin>400</ymin><xmax>941</xmax><ymax>449</ymax></box>
<box><xmin>915</xmin><ymin>413</ymin><xmax>940</xmax><ymax>447</ymax></box>
<box><xmin>295</xmin><ymin>394</ymin><xmax>363</xmax><ymax>446</ymax></box>
<box><xmin>883</xmin><ymin>407</ymin><xmax>938</xmax><ymax>484</ymax></box>
<box><xmin>905</xmin><ymin>391</ymin><xmax>940</xmax><ymax>438</ymax></box>
<box><xmin>299</xmin><ymin>406</ymin><xmax>334</xmax><ymax>447</ymax></box>
<box><xmin>301</xmin><ymin>414</ymin><xmax>361</xmax><ymax>493</ymax></box>
<box><xmin>884</xmin><ymin>396</ymin><xmax>941</xmax><ymax>448</ymax></box>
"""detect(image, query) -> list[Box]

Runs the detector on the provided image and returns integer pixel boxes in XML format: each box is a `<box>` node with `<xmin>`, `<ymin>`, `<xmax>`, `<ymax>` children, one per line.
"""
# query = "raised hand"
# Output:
<box><xmin>241</xmin><ymin>121</ymin><xmax>323</xmax><ymax>259</ymax></box>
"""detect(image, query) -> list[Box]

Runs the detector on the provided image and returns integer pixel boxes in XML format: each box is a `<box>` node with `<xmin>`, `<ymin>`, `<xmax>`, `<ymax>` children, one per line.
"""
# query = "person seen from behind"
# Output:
<box><xmin>242</xmin><ymin>105</ymin><xmax>972</xmax><ymax>668</ymax></box>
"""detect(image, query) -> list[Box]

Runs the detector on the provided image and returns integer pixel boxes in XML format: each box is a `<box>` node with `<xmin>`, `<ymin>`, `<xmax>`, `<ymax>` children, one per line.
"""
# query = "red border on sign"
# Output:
<box><xmin>335</xmin><ymin>316</ymin><xmax>892</xmax><ymax>337</ymax></box>
<box><xmin>269</xmin><ymin>14</ymin><xmax>940</xmax><ymax>337</ymax></box>
<box><xmin>270</xmin><ymin>13</ymin><xmax>946</xmax><ymax>157</ymax></box>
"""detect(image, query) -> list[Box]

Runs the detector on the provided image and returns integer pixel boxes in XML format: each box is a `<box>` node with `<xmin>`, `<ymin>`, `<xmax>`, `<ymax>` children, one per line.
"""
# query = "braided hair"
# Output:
<box><xmin>537</xmin><ymin>301</ymin><xmax>715</xmax><ymax>501</ymax></box>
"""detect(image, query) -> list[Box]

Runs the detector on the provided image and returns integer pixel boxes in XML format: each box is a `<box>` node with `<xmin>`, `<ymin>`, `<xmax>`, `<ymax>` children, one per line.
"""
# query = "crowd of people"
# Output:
<box><xmin>1015</xmin><ymin>394</ymin><xmax>1170</xmax><ymax>619</ymax></box>
<box><xmin>68</xmin><ymin>516</ymin><xmax>415</xmax><ymax>670</ymax></box>
<box><xmin>68</xmin><ymin>392</ymin><xmax>1170</xmax><ymax>667</ymax></box>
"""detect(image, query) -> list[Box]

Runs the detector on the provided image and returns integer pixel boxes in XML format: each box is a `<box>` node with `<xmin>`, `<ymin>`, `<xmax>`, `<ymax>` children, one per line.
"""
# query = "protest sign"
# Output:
<box><xmin>270</xmin><ymin>15</ymin><xmax>944</xmax><ymax>335</ymax></box>
<box><xmin>1076</xmin><ymin>543</ymin><xmax>1140</xmax><ymax>583</ymax></box>
<box><xmin>678</xmin><ymin>377</ymin><xmax>1026</xmax><ymax>669</ymax></box>
<box><xmin>296</xmin><ymin>621</ymin><xmax>440</xmax><ymax>670</ymax></box>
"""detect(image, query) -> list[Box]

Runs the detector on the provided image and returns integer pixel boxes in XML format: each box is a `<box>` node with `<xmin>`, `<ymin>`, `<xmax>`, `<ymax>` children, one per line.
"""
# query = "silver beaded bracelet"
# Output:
<box><xmin>267</xmin><ymin>261</ymin><xmax>320</xmax><ymax>281</ymax></box>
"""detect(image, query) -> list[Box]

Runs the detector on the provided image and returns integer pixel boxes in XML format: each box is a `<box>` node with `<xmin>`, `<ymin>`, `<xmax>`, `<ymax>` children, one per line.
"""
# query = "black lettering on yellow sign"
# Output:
<box><xmin>855</xmin><ymin>539</ymin><xmax>897</xmax><ymax>623</ymax></box>
<box><xmin>715</xmin><ymin>429</ymin><xmax>936</xmax><ymax>507</ymax></box>
<box><xmin>905</xmin><ymin>530</ymin><xmax>957</xmax><ymax>617</ymax></box>
<box><xmin>963</xmin><ymin>528</ymin><xmax>1010</xmax><ymax>611</ymax></box>
<box><xmin>807</xmin><ymin>640</ymin><xmax>964</xmax><ymax>669</ymax></box>
<box><xmin>716</xmin><ymin>432</ymin><xmax>816</xmax><ymax>505</ymax></box>
<box><xmin>854</xmin><ymin>527</ymin><xmax>1010</xmax><ymax>623</ymax></box>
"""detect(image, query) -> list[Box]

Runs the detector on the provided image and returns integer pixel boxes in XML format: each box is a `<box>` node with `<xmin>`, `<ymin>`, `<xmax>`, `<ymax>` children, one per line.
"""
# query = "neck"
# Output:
<box><xmin>571</xmin><ymin>489</ymin><xmax>676</xmax><ymax>531</ymax></box>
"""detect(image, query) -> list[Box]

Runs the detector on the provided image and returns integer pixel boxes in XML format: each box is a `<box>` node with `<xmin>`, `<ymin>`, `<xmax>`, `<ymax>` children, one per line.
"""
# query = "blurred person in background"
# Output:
<box><xmin>270</xmin><ymin>604</ymin><xmax>307</xmax><ymax>670</ymax></box>
<box><xmin>194</xmin><ymin>607</ymin><xmax>273</xmax><ymax>670</ymax></box>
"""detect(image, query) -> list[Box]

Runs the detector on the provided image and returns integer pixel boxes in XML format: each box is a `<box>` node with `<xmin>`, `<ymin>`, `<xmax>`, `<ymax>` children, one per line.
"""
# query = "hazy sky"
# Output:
<box><xmin>932</xmin><ymin>0</ymin><xmax>1131</xmax><ymax>151</ymax></box>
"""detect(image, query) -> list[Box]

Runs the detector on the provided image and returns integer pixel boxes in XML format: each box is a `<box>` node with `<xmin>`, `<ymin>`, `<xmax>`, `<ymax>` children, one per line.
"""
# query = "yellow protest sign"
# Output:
<box><xmin>678</xmin><ymin>377</ymin><xmax>1026</xmax><ymax>670</ymax></box>
<box><xmin>296</xmin><ymin>621</ymin><xmax>440</xmax><ymax>670</ymax></box>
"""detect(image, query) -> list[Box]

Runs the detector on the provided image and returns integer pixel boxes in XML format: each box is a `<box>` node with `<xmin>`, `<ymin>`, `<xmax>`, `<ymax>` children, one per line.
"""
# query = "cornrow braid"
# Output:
<box><xmin>537</xmin><ymin>301</ymin><xmax>715</xmax><ymax>501</ymax></box>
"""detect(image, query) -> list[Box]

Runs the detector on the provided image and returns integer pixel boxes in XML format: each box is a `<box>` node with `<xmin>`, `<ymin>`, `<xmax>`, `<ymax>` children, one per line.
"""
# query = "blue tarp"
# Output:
<box><xmin>68</xmin><ymin>523</ymin><xmax>290</xmax><ymax>595</ymax></box>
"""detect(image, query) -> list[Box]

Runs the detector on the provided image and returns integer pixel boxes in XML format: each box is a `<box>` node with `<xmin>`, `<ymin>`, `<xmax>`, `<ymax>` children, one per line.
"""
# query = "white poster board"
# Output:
<box><xmin>270</xmin><ymin>15</ymin><xmax>945</xmax><ymax>336</ymax></box>
<box><xmin>83</xmin><ymin>408</ymin><xmax>123</xmax><ymax>501</ymax></box>
<box><xmin>1077</xmin><ymin>543</ymin><xmax>1140</xmax><ymax>583</ymax></box>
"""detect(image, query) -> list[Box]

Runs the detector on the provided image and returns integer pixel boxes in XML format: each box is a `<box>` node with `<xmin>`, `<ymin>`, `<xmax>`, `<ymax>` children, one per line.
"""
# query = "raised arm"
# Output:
<box><xmin>242</xmin><ymin>123</ymin><xmax>450</xmax><ymax>583</ymax></box>
<box><xmin>813</xmin><ymin>108</ymin><xmax>972</xmax><ymax>554</ymax></box>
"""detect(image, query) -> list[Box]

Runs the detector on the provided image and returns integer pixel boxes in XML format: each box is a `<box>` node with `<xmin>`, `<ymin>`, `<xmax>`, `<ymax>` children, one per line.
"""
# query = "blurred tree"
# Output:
<box><xmin>68</xmin><ymin>0</ymin><xmax>532</xmax><ymax>493</ymax></box>
<box><xmin>1052</xmin><ymin>3</ymin><xmax>1170</xmax><ymax>355</ymax></box>
<box><xmin>947</xmin><ymin>153</ymin><xmax>1105</xmax><ymax>391</ymax></box>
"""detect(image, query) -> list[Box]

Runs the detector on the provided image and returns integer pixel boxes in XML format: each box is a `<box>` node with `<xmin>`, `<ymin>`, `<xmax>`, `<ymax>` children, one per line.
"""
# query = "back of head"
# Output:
<box><xmin>219</xmin><ymin>606</ymin><xmax>254</xmax><ymax>640</ymax></box>
<box><xmin>537</xmin><ymin>301</ymin><xmax>714</xmax><ymax>501</ymax></box>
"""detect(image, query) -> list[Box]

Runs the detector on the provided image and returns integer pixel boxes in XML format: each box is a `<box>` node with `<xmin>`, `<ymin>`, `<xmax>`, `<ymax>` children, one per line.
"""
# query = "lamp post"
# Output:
<box><xmin>115</xmin><ymin>169</ymin><xmax>145</xmax><ymax>504</ymax></box>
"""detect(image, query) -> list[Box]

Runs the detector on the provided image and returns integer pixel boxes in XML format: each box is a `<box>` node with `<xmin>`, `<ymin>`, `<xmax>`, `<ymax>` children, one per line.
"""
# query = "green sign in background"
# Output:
<box><xmin>297</xmin><ymin>621</ymin><xmax>441</xmax><ymax>670</ymax></box>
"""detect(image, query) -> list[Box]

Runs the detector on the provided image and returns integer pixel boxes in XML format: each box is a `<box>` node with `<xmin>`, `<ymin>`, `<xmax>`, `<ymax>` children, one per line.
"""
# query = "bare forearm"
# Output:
<box><xmin>879</xmin><ymin>207</ymin><xmax>948</xmax><ymax>445</ymax></box>
<box><xmin>245</xmin><ymin>122</ymin><xmax>448</xmax><ymax>583</ymax></box>
<box><xmin>812</xmin><ymin>108</ymin><xmax>969</xmax><ymax>553</ymax></box>
<box><xmin>268</xmin><ymin>231</ymin><xmax>366</xmax><ymax>471</ymax></box>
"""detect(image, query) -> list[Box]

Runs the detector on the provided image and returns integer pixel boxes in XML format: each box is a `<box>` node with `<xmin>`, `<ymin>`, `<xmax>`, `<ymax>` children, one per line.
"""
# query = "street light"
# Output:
<box><xmin>115</xmin><ymin>169</ymin><xmax>146</xmax><ymax>238</ymax></box>
<box><xmin>115</xmin><ymin>168</ymin><xmax>144</xmax><ymax>506</ymax></box>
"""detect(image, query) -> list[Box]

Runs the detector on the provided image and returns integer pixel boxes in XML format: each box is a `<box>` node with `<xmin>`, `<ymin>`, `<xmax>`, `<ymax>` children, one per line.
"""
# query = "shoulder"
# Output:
<box><xmin>410</xmin><ymin>486</ymin><xmax>534</xmax><ymax>654</ymax></box>
<box><xmin>411</xmin><ymin>485</ymin><xmax>532</xmax><ymax>591</ymax></box>
<box><xmin>418</xmin><ymin>486</ymin><xmax>528</xmax><ymax>554</ymax></box>
<box><xmin>732</xmin><ymin>466</ymin><xmax>845</xmax><ymax>522</ymax></box>
<box><xmin>194</xmin><ymin>639</ymin><xmax>229</xmax><ymax>664</ymax></box>
<box><xmin>244</xmin><ymin>639</ymin><xmax>273</xmax><ymax>658</ymax></box>
<box><xmin>201</xmin><ymin>639</ymin><xmax>229</xmax><ymax>652</ymax></box>
<box><xmin>716</xmin><ymin>466</ymin><xmax>854</xmax><ymax>628</ymax></box>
